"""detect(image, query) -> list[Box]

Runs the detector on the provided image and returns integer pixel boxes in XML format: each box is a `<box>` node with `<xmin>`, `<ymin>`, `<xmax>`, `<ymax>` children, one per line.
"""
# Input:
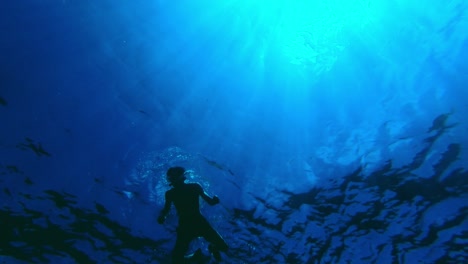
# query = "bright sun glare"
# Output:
<box><xmin>229</xmin><ymin>0</ymin><xmax>381</xmax><ymax>78</ymax></box>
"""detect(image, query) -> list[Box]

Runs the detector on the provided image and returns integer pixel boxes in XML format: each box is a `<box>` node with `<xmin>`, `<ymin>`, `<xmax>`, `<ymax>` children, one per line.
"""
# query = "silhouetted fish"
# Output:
<box><xmin>24</xmin><ymin>177</ymin><xmax>33</xmax><ymax>185</ymax></box>
<box><xmin>202</xmin><ymin>156</ymin><xmax>235</xmax><ymax>175</ymax></box>
<box><xmin>3</xmin><ymin>188</ymin><xmax>11</xmax><ymax>196</ymax></box>
<box><xmin>44</xmin><ymin>190</ymin><xmax>77</xmax><ymax>208</ymax></box>
<box><xmin>428</xmin><ymin>112</ymin><xmax>456</xmax><ymax>132</ymax></box>
<box><xmin>6</xmin><ymin>165</ymin><xmax>23</xmax><ymax>174</ymax></box>
<box><xmin>95</xmin><ymin>202</ymin><xmax>109</xmax><ymax>214</ymax></box>
<box><xmin>94</xmin><ymin>177</ymin><xmax>103</xmax><ymax>183</ymax></box>
<box><xmin>16</xmin><ymin>138</ymin><xmax>52</xmax><ymax>157</ymax></box>
<box><xmin>433</xmin><ymin>143</ymin><xmax>461</xmax><ymax>178</ymax></box>
<box><xmin>227</xmin><ymin>179</ymin><xmax>242</xmax><ymax>190</ymax></box>
<box><xmin>0</xmin><ymin>96</ymin><xmax>7</xmax><ymax>106</ymax></box>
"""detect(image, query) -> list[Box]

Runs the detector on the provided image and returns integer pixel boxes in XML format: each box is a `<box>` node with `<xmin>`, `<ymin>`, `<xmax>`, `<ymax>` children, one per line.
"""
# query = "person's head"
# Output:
<box><xmin>166</xmin><ymin>166</ymin><xmax>186</xmax><ymax>186</ymax></box>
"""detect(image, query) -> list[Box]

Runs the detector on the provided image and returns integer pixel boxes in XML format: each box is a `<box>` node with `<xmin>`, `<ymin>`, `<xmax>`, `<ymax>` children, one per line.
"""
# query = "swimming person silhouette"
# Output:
<box><xmin>158</xmin><ymin>166</ymin><xmax>228</xmax><ymax>263</ymax></box>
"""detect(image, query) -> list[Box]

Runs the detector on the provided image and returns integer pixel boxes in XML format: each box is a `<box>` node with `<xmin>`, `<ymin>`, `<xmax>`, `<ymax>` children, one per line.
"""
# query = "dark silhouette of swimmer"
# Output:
<box><xmin>158</xmin><ymin>167</ymin><xmax>228</xmax><ymax>263</ymax></box>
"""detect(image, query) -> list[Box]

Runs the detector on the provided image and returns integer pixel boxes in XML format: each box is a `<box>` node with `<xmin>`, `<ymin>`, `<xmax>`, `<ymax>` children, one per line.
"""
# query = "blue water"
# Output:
<box><xmin>1</xmin><ymin>1</ymin><xmax>467</xmax><ymax>263</ymax></box>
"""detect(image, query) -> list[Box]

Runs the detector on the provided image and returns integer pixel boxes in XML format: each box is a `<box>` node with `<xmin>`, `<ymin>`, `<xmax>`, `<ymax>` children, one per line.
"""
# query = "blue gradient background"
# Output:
<box><xmin>1</xmin><ymin>0</ymin><xmax>467</xmax><ymax>263</ymax></box>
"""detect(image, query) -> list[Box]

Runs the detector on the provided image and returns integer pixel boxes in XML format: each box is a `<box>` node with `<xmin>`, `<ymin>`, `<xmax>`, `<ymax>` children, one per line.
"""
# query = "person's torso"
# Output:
<box><xmin>168</xmin><ymin>183</ymin><xmax>202</xmax><ymax>218</ymax></box>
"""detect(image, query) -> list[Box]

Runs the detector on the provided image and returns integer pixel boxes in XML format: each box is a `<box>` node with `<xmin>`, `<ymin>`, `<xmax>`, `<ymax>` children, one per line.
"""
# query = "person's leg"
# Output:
<box><xmin>172</xmin><ymin>233</ymin><xmax>191</xmax><ymax>264</ymax></box>
<box><xmin>204</xmin><ymin>224</ymin><xmax>228</xmax><ymax>252</ymax></box>
<box><xmin>201</xmin><ymin>220</ymin><xmax>228</xmax><ymax>261</ymax></box>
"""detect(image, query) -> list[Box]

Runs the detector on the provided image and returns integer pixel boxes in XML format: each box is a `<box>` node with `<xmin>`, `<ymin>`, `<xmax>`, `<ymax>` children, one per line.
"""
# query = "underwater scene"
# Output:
<box><xmin>1</xmin><ymin>0</ymin><xmax>467</xmax><ymax>263</ymax></box>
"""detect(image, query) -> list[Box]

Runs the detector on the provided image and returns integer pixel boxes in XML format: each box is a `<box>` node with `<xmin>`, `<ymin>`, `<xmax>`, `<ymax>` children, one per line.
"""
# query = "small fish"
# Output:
<box><xmin>6</xmin><ymin>165</ymin><xmax>23</xmax><ymax>174</ymax></box>
<box><xmin>0</xmin><ymin>96</ymin><xmax>7</xmax><ymax>106</ymax></box>
<box><xmin>16</xmin><ymin>138</ymin><xmax>52</xmax><ymax>157</ymax></box>
<box><xmin>20</xmin><ymin>193</ymin><xmax>33</xmax><ymax>200</ymax></box>
<box><xmin>44</xmin><ymin>190</ymin><xmax>77</xmax><ymax>208</ymax></box>
<box><xmin>94</xmin><ymin>177</ymin><xmax>103</xmax><ymax>183</ymax></box>
<box><xmin>428</xmin><ymin>113</ymin><xmax>450</xmax><ymax>132</ymax></box>
<box><xmin>227</xmin><ymin>179</ymin><xmax>242</xmax><ymax>190</ymax></box>
<box><xmin>203</xmin><ymin>156</ymin><xmax>234</xmax><ymax>175</ymax></box>
<box><xmin>24</xmin><ymin>177</ymin><xmax>33</xmax><ymax>185</ymax></box>
<box><xmin>205</xmin><ymin>159</ymin><xmax>224</xmax><ymax>170</ymax></box>
<box><xmin>428</xmin><ymin>111</ymin><xmax>457</xmax><ymax>132</ymax></box>
<box><xmin>95</xmin><ymin>202</ymin><xmax>109</xmax><ymax>214</ymax></box>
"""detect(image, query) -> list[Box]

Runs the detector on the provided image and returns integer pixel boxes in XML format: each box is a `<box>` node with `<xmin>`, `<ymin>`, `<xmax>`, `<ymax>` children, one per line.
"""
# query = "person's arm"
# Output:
<box><xmin>158</xmin><ymin>192</ymin><xmax>172</xmax><ymax>224</ymax></box>
<box><xmin>198</xmin><ymin>184</ymin><xmax>220</xmax><ymax>206</ymax></box>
